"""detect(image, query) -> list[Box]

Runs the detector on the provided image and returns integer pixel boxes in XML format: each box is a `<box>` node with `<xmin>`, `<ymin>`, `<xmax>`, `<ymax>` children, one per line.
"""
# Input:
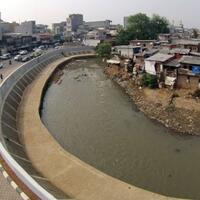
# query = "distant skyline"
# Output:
<box><xmin>1</xmin><ymin>0</ymin><xmax>199</xmax><ymax>28</ymax></box>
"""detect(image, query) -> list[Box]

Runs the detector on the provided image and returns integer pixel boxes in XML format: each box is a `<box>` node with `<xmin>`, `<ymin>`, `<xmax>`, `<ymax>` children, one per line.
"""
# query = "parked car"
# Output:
<box><xmin>33</xmin><ymin>47</ymin><xmax>38</xmax><ymax>52</ymax></box>
<box><xmin>38</xmin><ymin>45</ymin><xmax>45</xmax><ymax>50</ymax></box>
<box><xmin>19</xmin><ymin>50</ymin><xmax>28</xmax><ymax>55</ymax></box>
<box><xmin>0</xmin><ymin>63</ymin><xmax>4</xmax><ymax>69</ymax></box>
<box><xmin>14</xmin><ymin>55</ymin><xmax>23</xmax><ymax>61</ymax></box>
<box><xmin>31</xmin><ymin>49</ymin><xmax>43</xmax><ymax>58</ymax></box>
<box><xmin>0</xmin><ymin>53</ymin><xmax>11</xmax><ymax>60</ymax></box>
<box><xmin>22</xmin><ymin>56</ymin><xmax>31</xmax><ymax>62</ymax></box>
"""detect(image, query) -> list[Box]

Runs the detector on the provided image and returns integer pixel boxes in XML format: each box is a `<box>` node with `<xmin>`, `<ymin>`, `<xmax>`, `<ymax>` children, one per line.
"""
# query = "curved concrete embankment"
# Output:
<box><xmin>0</xmin><ymin>47</ymin><xmax>94</xmax><ymax>200</ymax></box>
<box><xmin>19</xmin><ymin>54</ymin><xmax>182</xmax><ymax>200</ymax></box>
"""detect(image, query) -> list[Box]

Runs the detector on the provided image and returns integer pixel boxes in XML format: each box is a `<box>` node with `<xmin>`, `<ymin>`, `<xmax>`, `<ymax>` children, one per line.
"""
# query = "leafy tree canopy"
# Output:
<box><xmin>192</xmin><ymin>29</ymin><xmax>198</xmax><ymax>39</ymax></box>
<box><xmin>96</xmin><ymin>42</ymin><xmax>112</xmax><ymax>58</ymax></box>
<box><xmin>116</xmin><ymin>13</ymin><xmax>170</xmax><ymax>45</ymax></box>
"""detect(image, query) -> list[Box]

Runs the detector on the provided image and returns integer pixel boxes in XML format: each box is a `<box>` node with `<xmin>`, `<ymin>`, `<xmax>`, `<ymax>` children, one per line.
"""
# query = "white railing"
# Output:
<box><xmin>0</xmin><ymin>46</ymin><xmax>94</xmax><ymax>200</ymax></box>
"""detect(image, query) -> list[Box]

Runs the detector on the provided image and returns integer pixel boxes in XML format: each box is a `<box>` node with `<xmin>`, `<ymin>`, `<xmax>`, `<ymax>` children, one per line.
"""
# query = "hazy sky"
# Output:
<box><xmin>1</xmin><ymin>0</ymin><xmax>199</xmax><ymax>28</ymax></box>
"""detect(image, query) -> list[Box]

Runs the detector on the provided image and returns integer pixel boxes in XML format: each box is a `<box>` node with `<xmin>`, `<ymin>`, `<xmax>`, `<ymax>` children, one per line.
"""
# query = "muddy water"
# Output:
<box><xmin>41</xmin><ymin>59</ymin><xmax>200</xmax><ymax>199</ymax></box>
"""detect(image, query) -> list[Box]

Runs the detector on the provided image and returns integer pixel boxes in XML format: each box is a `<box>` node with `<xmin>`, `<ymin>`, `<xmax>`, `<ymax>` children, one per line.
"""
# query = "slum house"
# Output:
<box><xmin>129</xmin><ymin>40</ymin><xmax>156</xmax><ymax>49</ymax></box>
<box><xmin>113</xmin><ymin>45</ymin><xmax>142</xmax><ymax>59</ymax></box>
<box><xmin>178</xmin><ymin>56</ymin><xmax>200</xmax><ymax>90</ymax></box>
<box><xmin>158</xmin><ymin>33</ymin><xmax>171</xmax><ymax>43</ymax></box>
<box><xmin>172</xmin><ymin>39</ymin><xmax>200</xmax><ymax>52</ymax></box>
<box><xmin>169</xmin><ymin>48</ymin><xmax>191</xmax><ymax>58</ymax></box>
<box><xmin>134</xmin><ymin>48</ymin><xmax>159</xmax><ymax>63</ymax></box>
<box><xmin>163</xmin><ymin>59</ymin><xmax>180</xmax><ymax>87</ymax></box>
<box><xmin>145</xmin><ymin>53</ymin><xmax>175</xmax><ymax>75</ymax></box>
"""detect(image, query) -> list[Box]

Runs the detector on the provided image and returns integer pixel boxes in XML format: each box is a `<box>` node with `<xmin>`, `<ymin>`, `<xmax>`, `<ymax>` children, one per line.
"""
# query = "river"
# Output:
<box><xmin>41</xmin><ymin>58</ymin><xmax>200</xmax><ymax>199</ymax></box>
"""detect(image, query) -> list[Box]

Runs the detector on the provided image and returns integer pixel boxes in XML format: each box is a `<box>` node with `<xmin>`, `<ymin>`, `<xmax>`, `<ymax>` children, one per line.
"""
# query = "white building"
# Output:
<box><xmin>83</xmin><ymin>39</ymin><xmax>101</xmax><ymax>47</ymax></box>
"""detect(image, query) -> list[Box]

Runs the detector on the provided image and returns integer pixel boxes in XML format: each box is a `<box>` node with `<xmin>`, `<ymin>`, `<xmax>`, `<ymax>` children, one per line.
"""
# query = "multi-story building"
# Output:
<box><xmin>15</xmin><ymin>21</ymin><xmax>36</xmax><ymax>36</ymax></box>
<box><xmin>124</xmin><ymin>16</ymin><xmax>129</xmax><ymax>29</ymax></box>
<box><xmin>36</xmin><ymin>24</ymin><xmax>48</xmax><ymax>34</ymax></box>
<box><xmin>0</xmin><ymin>22</ymin><xmax>12</xmax><ymax>41</ymax></box>
<box><xmin>66</xmin><ymin>14</ymin><xmax>83</xmax><ymax>32</ymax></box>
<box><xmin>84</xmin><ymin>20</ymin><xmax>111</xmax><ymax>30</ymax></box>
<box><xmin>52</xmin><ymin>22</ymin><xmax>66</xmax><ymax>35</ymax></box>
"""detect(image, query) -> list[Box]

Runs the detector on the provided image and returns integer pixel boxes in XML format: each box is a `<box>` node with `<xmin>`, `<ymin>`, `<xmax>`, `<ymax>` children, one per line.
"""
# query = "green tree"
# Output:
<box><xmin>116</xmin><ymin>13</ymin><xmax>170</xmax><ymax>45</ymax></box>
<box><xmin>150</xmin><ymin>14</ymin><xmax>169</xmax><ymax>39</ymax></box>
<box><xmin>116</xmin><ymin>29</ymin><xmax>133</xmax><ymax>45</ymax></box>
<box><xmin>192</xmin><ymin>29</ymin><xmax>198</xmax><ymax>39</ymax></box>
<box><xmin>127</xmin><ymin>13</ymin><xmax>151</xmax><ymax>40</ymax></box>
<box><xmin>96</xmin><ymin>42</ymin><xmax>112</xmax><ymax>58</ymax></box>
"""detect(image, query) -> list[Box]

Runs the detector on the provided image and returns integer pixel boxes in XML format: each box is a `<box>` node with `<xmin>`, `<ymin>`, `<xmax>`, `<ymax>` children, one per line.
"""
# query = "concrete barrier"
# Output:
<box><xmin>0</xmin><ymin>46</ymin><xmax>94</xmax><ymax>200</ymax></box>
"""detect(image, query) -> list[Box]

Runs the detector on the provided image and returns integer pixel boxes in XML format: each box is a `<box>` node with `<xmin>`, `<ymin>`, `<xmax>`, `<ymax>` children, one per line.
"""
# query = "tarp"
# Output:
<box><xmin>145</xmin><ymin>61</ymin><xmax>156</xmax><ymax>75</ymax></box>
<box><xmin>107</xmin><ymin>59</ymin><xmax>120</xmax><ymax>65</ymax></box>
<box><xmin>192</xmin><ymin>66</ymin><xmax>200</xmax><ymax>74</ymax></box>
<box><xmin>165</xmin><ymin>76</ymin><xmax>176</xmax><ymax>86</ymax></box>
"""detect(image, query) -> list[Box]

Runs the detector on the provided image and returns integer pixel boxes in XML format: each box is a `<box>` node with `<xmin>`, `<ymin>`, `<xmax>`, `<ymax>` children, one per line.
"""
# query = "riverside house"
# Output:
<box><xmin>144</xmin><ymin>53</ymin><xmax>175</xmax><ymax>76</ymax></box>
<box><xmin>177</xmin><ymin>56</ymin><xmax>200</xmax><ymax>90</ymax></box>
<box><xmin>172</xmin><ymin>39</ymin><xmax>200</xmax><ymax>53</ymax></box>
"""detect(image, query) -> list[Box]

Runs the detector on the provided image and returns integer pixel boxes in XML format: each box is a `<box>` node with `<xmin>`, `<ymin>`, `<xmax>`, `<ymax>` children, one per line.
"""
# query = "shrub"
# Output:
<box><xmin>96</xmin><ymin>42</ymin><xmax>112</xmax><ymax>58</ymax></box>
<box><xmin>192</xmin><ymin>89</ymin><xmax>200</xmax><ymax>98</ymax></box>
<box><xmin>172</xmin><ymin>92</ymin><xmax>180</xmax><ymax>98</ymax></box>
<box><xmin>142</xmin><ymin>73</ymin><xmax>158</xmax><ymax>89</ymax></box>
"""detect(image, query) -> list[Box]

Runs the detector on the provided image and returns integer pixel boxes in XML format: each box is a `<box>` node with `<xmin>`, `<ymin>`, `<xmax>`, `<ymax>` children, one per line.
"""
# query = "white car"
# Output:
<box><xmin>19</xmin><ymin>50</ymin><xmax>28</xmax><ymax>55</ymax></box>
<box><xmin>0</xmin><ymin>53</ymin><xmax>11</xmax><ymax>60</ymax></box>
<box><xmin>0</xmin><ymin>63</ymin><xmax>3</xmax><ymax>69</ymax></box>
<box><xmin>14</xmin><ymin>55</ymin><xmax>22</xmax><ymax>61</ymax></box>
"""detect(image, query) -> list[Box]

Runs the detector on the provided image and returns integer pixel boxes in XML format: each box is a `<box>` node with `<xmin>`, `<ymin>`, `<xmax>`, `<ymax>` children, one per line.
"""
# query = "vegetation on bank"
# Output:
<box><xmin>116</xmin><ymin>13</ymin><xmax>170</xmax><ymax>45</ymax></box>
<box><xmin>142</xmin><ymin>73</ymin><xmax>158</xmax><ymax>89</ymax></box>
<box><xmin>96</xmin><ymin>42</ymin><xmax>112</xmax><ymax>58</ymax></box>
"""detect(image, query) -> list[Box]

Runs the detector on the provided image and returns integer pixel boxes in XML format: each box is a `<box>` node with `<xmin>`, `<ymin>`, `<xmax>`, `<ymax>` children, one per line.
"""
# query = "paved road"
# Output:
<box><xmin>0</xmin><ymin>48</ymin><xmax>55</xmax><ymax>79</ymax></box>
<box><xmin>0</xmin><ymin>167</ymin><xmax>23</xmax><ymax>200</ymax></box>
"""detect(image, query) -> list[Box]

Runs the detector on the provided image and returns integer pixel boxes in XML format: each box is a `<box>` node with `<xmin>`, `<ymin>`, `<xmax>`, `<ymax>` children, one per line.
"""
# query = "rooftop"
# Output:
<box><xmin>145</xmin><ymin>53</ymin><xmax>174</xmax><ymax>62</ymax></box>
<box><xmin>170</xmin><ymin>48</ymin><xmax>191</xmax><ymax>55</ymax></box>
<box><xmin>164</xmin><ymin>59</ymin><xmax>181</xmax><ymax>68</ymax></box>
<box><xmin>172</xmin><ymin>39</ymin><xmax>200</xmax><ymax>46</ymax></box>
<box><xmin>179</xmin><ymin>56</ymin><xmax>200</xmax><ymax>65</ymax></box>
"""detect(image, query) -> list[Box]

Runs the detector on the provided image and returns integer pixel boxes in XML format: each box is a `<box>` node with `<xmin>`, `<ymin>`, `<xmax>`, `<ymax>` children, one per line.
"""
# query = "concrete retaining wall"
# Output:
<box><xmin>0</xmin><ymin>46</ymin><xmax>93</xmax><ymax>200</ymax></box>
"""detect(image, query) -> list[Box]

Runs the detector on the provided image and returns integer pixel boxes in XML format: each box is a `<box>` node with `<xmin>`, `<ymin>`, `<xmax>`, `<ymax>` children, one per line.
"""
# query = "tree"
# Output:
<box><xmin>150</xmin><ymin>14</ymin><xmax>169</xmax><ymax>39</ymax></box>
<box><xmin>193</xmin><ymin>29</ymin><xmax>198</xmax><ymax>39</ymax></box>
<box><xmin>116</xmin><ymin>29</ymin><xmax>133</xmax><ymax>45</ymax></box>
<box><xmin>116</xmin><ymin>13</ymin><xmax>170</xmax><ymax>45</ymax></box>
<box><xmin>96</xmin><ymin>42</ymin><xmax>112</xmax><ymax>58</ymax></box>
<box><xmin>127</xmin><ymin>13</ymin><xmax>152</xmax><ymax>40</ymax></box>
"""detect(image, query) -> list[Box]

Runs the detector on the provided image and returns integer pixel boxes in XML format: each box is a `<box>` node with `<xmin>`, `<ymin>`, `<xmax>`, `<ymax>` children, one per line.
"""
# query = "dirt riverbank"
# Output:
<box><xmin>104</xmin><ymin>65</ymin><xmax>200</xmax><ymax>136</ymax></box>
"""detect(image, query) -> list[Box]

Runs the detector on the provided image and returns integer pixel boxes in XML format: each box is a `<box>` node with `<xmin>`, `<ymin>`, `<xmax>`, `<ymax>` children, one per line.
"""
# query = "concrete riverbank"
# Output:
<box><xmin>18</xmin><ymin>55</ymin><xmax>180</xmax><ymax>200</ymax></box>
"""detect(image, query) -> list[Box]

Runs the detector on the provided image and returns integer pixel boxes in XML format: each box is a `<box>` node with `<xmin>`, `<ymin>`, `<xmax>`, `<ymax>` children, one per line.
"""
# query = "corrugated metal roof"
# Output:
<box><xmin>145</xmin><ymin>53</ymin><xmax>174</xmax><ymax>62</ymax></box>
<box><xmin>172</xmin><ymin>39</ymin><xmax>200</xmax><ymax>46</ymax></box>
<box><xmin>170</xmin><ymin>48</ymin><xmax>191</xmax><ymax>55</ymax></box>
<box><xmin>164</xmin><ymin>59</ymin><xmax>181</xmax><ymax>68</ymax></box>
<box><xmin>179</xmin><ymin>56</ymin><xmax>200</xmax><ymax>65</ymax></box>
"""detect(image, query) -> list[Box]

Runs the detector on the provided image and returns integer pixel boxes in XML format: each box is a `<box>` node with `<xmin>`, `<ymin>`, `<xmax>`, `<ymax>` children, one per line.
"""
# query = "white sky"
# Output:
<box><xmin>0</xmin><ymin>0</ymin><xmax>199</xmax><ymax>28</ymax></box>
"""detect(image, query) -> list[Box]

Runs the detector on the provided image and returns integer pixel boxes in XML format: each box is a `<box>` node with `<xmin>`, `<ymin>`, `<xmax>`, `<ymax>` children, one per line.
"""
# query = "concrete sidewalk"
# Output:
<box><xmin>0</xmin><ymin>164</ymin><xmax>23</xmax><ymax>200</ymax></box>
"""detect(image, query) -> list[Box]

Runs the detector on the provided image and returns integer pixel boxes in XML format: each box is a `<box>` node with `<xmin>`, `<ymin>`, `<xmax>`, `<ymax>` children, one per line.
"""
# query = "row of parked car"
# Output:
<box><xmin>14</xmin><ymin>49</ymin><xmax>43</xmax><ymax>62</ymax></box>
<box><xmin>0</xmin><ymin>44</ymin><xmax>63</xmax><ymax>69</ymax></box>
<box><xmin>0</xmin><ymin>47</ymin><xmax>44</xmax><ymax>63</ymax></box>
